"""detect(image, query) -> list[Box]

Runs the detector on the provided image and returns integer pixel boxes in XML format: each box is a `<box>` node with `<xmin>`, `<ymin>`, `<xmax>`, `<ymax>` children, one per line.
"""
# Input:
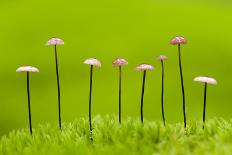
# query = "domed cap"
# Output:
<box><xmin>84</xmin><ymin>58</ymin><xmax>101</xmax><ymax>67</ymax></box>
<box><xmin>46</xmin><ymin>37</ymin><xmax>64</xmax><ymax>45</ymax></box>
<box><xmin>112</xmin><ymin>58</ymin><xmax>128</xmax><ymax>67</ymax></box>
<box><xmin>193</xmin><ymin>76</ymin><xmax>217</xmax><ymax>85</ymax></box>
<box><xmin>156</xmin><ymin>55</ymin><xmax>168</xmax><ymax>61</ymax></box>
<box><xmin>136</xmin><ymin>64</ymin><xmax>154</xmax><ymax>71</ymax></box>
<box><xmin>170</xmin><ymin>36</ymin><xmax>187</xmax><ymax>45</ymax></box>
<box><xmin>16</xmin><ymin>66</ymin><xmax>39</xmax><ymax>73</ymax></box>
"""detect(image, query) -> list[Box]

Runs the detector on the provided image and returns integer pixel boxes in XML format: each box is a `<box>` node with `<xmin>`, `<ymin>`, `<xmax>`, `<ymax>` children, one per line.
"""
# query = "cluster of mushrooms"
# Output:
<box><xmin>16</xmin><ymin>36</ymin><xmax>217</xmax><ymax>140</ymax></box>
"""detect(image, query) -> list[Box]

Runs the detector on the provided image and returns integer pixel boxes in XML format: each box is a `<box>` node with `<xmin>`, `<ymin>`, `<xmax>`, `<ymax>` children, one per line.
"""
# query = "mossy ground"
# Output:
<box><xmin>1</xmin><ymin>116</ymin><xmax>232</xmax><ymax>155</ymax></box>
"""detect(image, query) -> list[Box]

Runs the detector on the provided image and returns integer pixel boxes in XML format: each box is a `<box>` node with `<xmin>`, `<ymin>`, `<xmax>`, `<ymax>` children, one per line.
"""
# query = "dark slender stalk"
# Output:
<box><xmin>178</xmin><ymin>44</ymin><xmax>186</xmax><ymax>128</ymax></box>
<box><xmin>140</xmin><ymin>71</ymin><xmax>146</xmax><ymax>124</ymax></box>
<box><xmin>203</xmin><ymin>83</ymin><xmax>207</xmax><ymax>129</ymax></box>
<box><xmin>89</xmin><ymin>65</ymin><xmax>93</xmax><ymax>141</ymax></box>
<box><xmin>26</xmin><ymin>72</ymin><xmax>32</xmax><ymax>135</ymax></box>
<box><xmin>161</xmin><ymin>60</ymin><xmax>166</xmax><ymax>126</ymax></box>
<box><xmin>118</xmin><ymin>66</ymin><xmax>122</xmax><ymax>124</ymax></box>
<box><xmin>54</xmin><ymin>45</ymin><xmax>62</xmax><ymax>130</ymax></box>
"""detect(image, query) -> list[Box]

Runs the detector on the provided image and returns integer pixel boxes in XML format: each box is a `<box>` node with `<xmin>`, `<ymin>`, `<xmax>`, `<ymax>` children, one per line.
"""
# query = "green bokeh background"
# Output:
<box><xmin>0</xmin><ymin>0</ymin><xmax>231</xmax><ymax>136</ymax></box>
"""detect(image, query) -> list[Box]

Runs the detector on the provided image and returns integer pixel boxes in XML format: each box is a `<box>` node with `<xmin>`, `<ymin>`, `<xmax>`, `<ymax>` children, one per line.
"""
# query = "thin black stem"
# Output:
<box><xmin>203</xmin><ymin>83</ymin><xmax>207</xmax><ymax>129</ymax></box>
<box><xmin>161</xmin><ymin>60</ymin><xmax>166</xmax><ymax>126</ymax></box>
<box><xmin>89</xmin><ymin>65</ymin><xmax>93</xmax><ymax>141</ymax></box>
<box><xmin>54</xmin><ymin>45</ymin><xmax>62</xmax><ymax>130</ymax></box>
<box><xmin>140</xmin><ymin>71</ymin><xmax>146</xmax><ymax>124</ymax></box>
<box><xmin>178</xmin><ymin>44</ymin><xmax>186</xmax><ymax>128</ymax></box>
<box><xmin>118</xmin><ymin>66</ymin><xmax>122</xmax><ymax>124</ymax></box>
<box><xmin>26</xmin><ymin>72</ymin><xmax>32</xmax><ymax>135</ymax></box>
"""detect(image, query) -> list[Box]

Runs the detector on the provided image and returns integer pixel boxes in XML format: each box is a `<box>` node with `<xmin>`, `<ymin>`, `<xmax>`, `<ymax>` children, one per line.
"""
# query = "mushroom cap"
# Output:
<box><xmin>156</xmin><ymin>55</ymin><xmax>168</xmax><ymax>61</ymax></box>
<box><xmin>84</xmin><ymin>58</ymin><xmax>101</xmax><ymax>67</ymax></box>
<box><xmin>46</xmin><ymin>37</ymin><xmax>64</xmax><ymax>45</ymax></box>
<box><xmin>136</xmin><ymin>64</ymin><xmax>155</xmax><ymax>71</ymax></box>
<box><xmin>112</xmin><ymin>58</ymin><xmax>128</xmax><ymax>67</ymax></box>
<box><xmin>170</xmin><ymin>36</ymin><xmax>187</xmax><ymax>45</ymax></box>
<box><xmin>193</xmin><ymin>76</ymin><xmax>217</xmax><ymax>85</ymax></box>
<box><xmin>16</xmin><ymin>66</ymin><xmax>39</xmax><ymax>73</ymax></box>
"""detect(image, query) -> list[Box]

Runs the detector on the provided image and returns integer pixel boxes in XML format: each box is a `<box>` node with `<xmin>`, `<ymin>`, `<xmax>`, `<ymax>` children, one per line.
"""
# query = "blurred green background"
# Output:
<box><xmin>0</xmin><ymin>0</ymin><xmax>231</xmax><ymax>136</ymax></box>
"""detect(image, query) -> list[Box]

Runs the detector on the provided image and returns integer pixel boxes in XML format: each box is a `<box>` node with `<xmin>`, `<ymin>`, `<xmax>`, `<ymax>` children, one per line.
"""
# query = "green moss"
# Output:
<box><xmin>1</xmin><ymin>116</ymin><xmax>232</xmax><ymax>155</ymax></box>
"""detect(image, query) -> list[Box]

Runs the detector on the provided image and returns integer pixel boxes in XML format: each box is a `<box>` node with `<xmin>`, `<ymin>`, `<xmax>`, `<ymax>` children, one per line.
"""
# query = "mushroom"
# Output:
<box><xmin>84</xmin><ymin>58</ymin><xmax>101</xmax><ymax>141</ymax></box>
<box><xmin>16</xmin><ymin>66</ymin><xmax>39</xmax><ymax>135</ymax></box>
<box><xmin>170</xmin><ymin>36</ymin><xmax>187</xmax><ymax>45</ymax></box>
<box><xmin>46</xmin><ymin>37</ymin><xmax>64</xmax><ymax>45</ymax></box>
<box><xmin>170</xmin><ymin>36</ymin><xmax>187</xmax><ymax>128</ymax></box>
<box><xmin>46</xmin><ymin>37</ymin><xmax>64</xmax><ymax>130</ymax></box>
<box><xmin>194</xmin><ymin>76</ymin><xmax>217</xmax><ymax>129</ymax></box>
<box><xmin>136</xmin><ymin>64</ymin><xmax>155</xmax><ymax>124</ymax></box>
<box><xmin>112</xmin><ymin>58</ymin><xmax>128</xmax><ymax>124</ymax></box>
<box><xmin>156</xmin><ymin>55</ymin><xmax>168</xmax><ymax>126</ymax></box>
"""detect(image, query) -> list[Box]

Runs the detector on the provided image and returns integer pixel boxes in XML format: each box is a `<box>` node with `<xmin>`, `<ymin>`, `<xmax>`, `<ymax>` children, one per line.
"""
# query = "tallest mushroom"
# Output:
<box><xmin>170</xmin><ymin>36</ymin><xmax>187</xmax><ymax>128</ymax></box>
<box><xmin>46</xmin><ymin>37</ymin><xmax>64</xmax><ymax>130</ymax></box>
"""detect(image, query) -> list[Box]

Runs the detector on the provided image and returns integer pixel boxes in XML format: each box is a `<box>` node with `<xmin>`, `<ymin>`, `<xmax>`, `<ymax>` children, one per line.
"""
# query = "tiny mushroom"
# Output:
<box><xmin>112</xmin><ymin>58</ymin><xmax>128</xmax><ymax>67</ymax></box>
<box><xmin>194</xmin><ymin>76</ymin><xmax>217</xmax><ymax>85</ymax></box>
<box><xmin>84</xmin><ymin>58</ymin><xmax>101</xmax><ymax>67</ymax></box>
<box><xmin>16</xmin><ymin>66</ymin><xmax>39</xmax><ymax>135</ymax></box>
<box><xmin>156</xmin><ymin>55</ymin><xmax>168</xmax><ymax>61</ymax></box>
<box><xmin>194</xmin><ymin>76</ymin><xmax>217</xmax><ymax>129</ymax></box>
<box><xmin>46</xmin><ymin>37</ymin><xmax>64</xmax><ymax>45</ymax></box>
<box><xmin>136</xmin><ymin>63</ymin><xmax>155</xmax><ymax>124</ymax></box>
<box><xmin>136</xmin><ymin>64</ymin><xmax>154</xmax><ymax>71</ymax></box>
<box><xmin>16</xmin><ymin>66</ymin><xmax>39</xmax><ymax>73</ymax></box>
<box><xmin>84</xmin><ymin>58</ymin><xmax>101</xmax><ymax>141</ymax></box>
<box><xmin>170</xmin><ymin>36</ymin><xmax>187</xmax><ymax>45</ymax></box>
<box><xmin>156</xmin><ymin>55</ymin><xmax>168</xmax><ymax>126</ymax></box>
<box><xmin>170</xmin><ymin>36</ymin><xmax>187</xmax><ymax>128</ymax></box>
<box><xmin>46</xmin><ymin>37</ymin><xmax>64</xmax><ymax>130</ymax></box>
<box><xmin>112</xmin><ymin>58</ymin><xmax>128</xmax><ymax>124</ymax></box>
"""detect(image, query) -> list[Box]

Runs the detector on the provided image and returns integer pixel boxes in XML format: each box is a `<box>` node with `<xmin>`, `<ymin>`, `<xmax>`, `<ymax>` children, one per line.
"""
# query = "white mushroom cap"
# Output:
<box><xmin>156</xmin><ymin>55</ymin><xmax>168</xmax><ymax>61</ymax></box>
<box><xmin>84</xmin><ymin>58</ymin><xmax>101</xmax><ymax>67</ymax></box>
<box><xmin>112</xmin><ymin>58</ymin><xmax>128</xmax><ymax>67</ymax></box>
<box><xmin>16</xmin><ymin>66</ymin><xmax>39</xmax><ymax>73</ymax></box>
<box><xmin>193</xmin><ymin>76</ymin><xmax>217</xmax><ymax>85</ymax></box>
<box><xmin>136</xmin><ymin>64</ymin><xmax>155</xmax><ymax>71</ymax></box>
<box><xmin>170</xmin><ymin>36</ymin><xmax>187</xmax><ymax>45</ymax></box>
<box><xmin>46</xmin><ymin>37</ymin><xmax>64</xmax><ymax>45</ymax></box>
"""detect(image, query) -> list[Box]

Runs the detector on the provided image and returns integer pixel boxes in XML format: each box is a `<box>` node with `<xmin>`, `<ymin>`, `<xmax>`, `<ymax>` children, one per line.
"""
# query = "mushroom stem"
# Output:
<box><xmin>26</xmin><ymin>72</ymin><xmax>32</xmax><ymax>135</ymax></box>
<box><xmin>118</xmin><ymin>66</ymin><xmax>122</xmax><ymax>124</ymax></box>
<box><xmin>203</xmin><ymin>83</ymin><xmax>207</xmax><ymax>129</ymax></box>
<box><xmin>178</xmin><ymin>44</ymin><xmax>186</xmax><ymax>128</ymax></box>
<box><xmin>160</xmin><ymin>60</ymin><xmax>166</xmax><ymax>126</ymax></box>
<box><xmin>54</xmin><ymin>45</ymin><xmax>62</xmax><ymax>130</ymax></box>
<box><xmin>140</xmin><ymin>70</ymin><xmax>146</xmax><ymax>124</ymax></box>
<box><xmin>89</xmin><ymin>65</ymin><xmax>93</xmax><ymax>141</ymax></box>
